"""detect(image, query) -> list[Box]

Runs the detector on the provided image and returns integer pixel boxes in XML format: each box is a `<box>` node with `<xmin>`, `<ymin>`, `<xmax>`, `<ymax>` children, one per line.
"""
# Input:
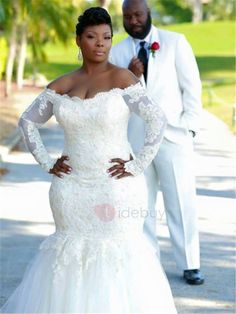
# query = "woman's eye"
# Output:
<box><xmin>87</xmin><ymin>35</ymin><xmax>94</xmax><ymax>39</ymax></box>
<box><xmin>105</xmin><ymin>36</ymin><xmax>111</xmax><ymax>40</ymax></box>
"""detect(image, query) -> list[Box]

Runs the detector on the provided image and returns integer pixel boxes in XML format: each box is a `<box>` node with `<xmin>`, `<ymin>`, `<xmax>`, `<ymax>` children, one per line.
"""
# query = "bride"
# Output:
<box><xmin>1</xmin><ymin>7</ymin><xmax>177</xmax><ymax>314</ymax></box>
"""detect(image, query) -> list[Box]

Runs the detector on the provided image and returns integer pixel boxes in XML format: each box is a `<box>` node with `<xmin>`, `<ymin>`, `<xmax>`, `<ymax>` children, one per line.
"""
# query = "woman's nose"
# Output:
<box><xmin>96</xmin><ymin>41</ymin><xmax>104</xmax><ymax>47</ymax></box>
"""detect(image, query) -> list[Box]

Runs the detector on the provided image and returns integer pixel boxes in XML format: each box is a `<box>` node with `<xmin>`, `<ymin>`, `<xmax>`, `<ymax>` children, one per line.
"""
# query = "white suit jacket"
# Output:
<box><xmin>110</xmin><ymin>25</ymin><xmax>202</xmax><ymax>150</ymax></box>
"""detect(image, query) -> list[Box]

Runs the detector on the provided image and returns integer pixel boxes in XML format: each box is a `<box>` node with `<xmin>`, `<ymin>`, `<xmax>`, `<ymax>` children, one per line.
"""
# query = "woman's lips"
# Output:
<box><xmin>94</xmin><ymin>51</ymin><xmax>105</xmax><ymax>56</ymax></box>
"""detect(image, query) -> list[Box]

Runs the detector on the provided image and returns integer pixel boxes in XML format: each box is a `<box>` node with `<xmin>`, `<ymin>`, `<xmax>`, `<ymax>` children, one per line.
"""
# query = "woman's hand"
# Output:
<box><xmin>49</xmin><ymin>155</ymin><xmax>72</xmax><ymax>178</ymax></box>
<box><xmin>107</xmin><ymin>154</ymin><xmax>133</xmax><ymax>179</ymax></box>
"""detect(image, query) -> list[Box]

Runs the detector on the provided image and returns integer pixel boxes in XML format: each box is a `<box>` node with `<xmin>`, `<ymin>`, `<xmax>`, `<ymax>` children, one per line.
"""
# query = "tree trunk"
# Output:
<box><xmin>5</xmin><ymin>0</ymin><xmax>19</xmax><ymax>97</ymax></box>
<box><xmin>192</xmin><ymin>0</ymin><xmax>203</xmax><ymax>23</ymax></box>
<box><xmin>17</xmin><ymin>23</ymin><xmax>27</xmax><ymax>90</ymax></box>
<box><xmin>5</xmin><ymin>22</ymin><xmax>17</xmax><ymax>96</ymax></box>
<box><xmin>98</xmin><ymin>0</ymin><xmax>111</xmax><ymax>11</ymax></box>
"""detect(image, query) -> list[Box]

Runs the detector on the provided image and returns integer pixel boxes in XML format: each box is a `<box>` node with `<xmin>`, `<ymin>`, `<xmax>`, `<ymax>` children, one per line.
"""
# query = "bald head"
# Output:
<box><xmin>122</xmin><ymin>0</ymin><xmax>151</xmax><ymax>39</ymax></box>
<box><xmin>122</xmin><ymin>0</ymin><xmax>149</xmax><ymax>11</ymax></box>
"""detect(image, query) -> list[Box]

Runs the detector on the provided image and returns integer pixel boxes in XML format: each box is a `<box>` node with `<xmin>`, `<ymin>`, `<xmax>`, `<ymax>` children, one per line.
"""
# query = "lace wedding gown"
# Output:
<box><xmin>1</xmin><ymin>83</ymin><xmax>177</xmax><ymax>313</ymax></box>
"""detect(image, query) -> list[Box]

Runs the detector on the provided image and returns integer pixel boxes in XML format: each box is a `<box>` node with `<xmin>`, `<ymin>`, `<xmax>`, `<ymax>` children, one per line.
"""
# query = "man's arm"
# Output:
<box><xmin>175</xmin><ymin>35</ymin><xmax>202</xmax><ymax>135</ymax></box>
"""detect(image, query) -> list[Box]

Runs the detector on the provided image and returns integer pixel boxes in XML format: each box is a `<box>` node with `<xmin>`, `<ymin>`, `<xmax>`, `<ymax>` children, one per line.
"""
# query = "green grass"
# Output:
<box><xmin>161</xmin><ymin>21</ymin><xmax>235</xmax><ymax>56</ymax></box>
<box><xmin>25</xmin><ymin>39</ymin><xmax>79</xmax><ymax>80</ymax></box>
<box><xmin>25</xmin><ymin>21</ymin><xmax>236</xmax><ymax>131</ymax></box>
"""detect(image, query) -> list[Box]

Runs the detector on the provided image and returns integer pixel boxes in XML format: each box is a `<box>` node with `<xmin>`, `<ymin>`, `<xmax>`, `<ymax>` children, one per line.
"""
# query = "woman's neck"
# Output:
<box><xmin>81</xmin><ymin>61</ymin><xmax>110</xmax><ymax>76</ymax></box>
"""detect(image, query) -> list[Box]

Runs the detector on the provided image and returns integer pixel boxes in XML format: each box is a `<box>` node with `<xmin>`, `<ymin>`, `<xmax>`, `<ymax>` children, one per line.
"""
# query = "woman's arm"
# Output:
<box><xmin>19</xmin><ymin>88</ymin><xmax>72</xmax><ymax>177</ymax></box>
<box><xmin>122</xmin><ymin>82</ymin><xmax>167</xmax><ymax>176</ymax></box>
<box><xmin>18</xmin><ymin>89</ymin><xmax>57</xmax><ymax>172</ymax></box>
<box><xmin>108</xmin><ymin>71</ymin><xmax>166</xmax><ymax>178</ymax></box>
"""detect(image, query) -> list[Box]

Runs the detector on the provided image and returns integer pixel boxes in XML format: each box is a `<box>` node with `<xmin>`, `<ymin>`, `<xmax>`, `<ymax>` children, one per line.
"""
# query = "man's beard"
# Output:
<box><xmin>123</xmin><ymin>13</ymin><xmax>152</xmax><ymax>39</ymax></box>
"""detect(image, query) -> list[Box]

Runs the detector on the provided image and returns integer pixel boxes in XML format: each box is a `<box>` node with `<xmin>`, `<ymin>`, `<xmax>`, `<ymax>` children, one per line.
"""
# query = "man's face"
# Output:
<box><xmin>122</xmin><ymin>2</ymin><xmax>152</xmax><ymax>39</ymax></box>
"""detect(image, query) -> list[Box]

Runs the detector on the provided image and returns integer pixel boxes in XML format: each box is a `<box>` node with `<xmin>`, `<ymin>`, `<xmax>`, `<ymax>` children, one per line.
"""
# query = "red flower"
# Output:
<box><xmin>149</xmin><ymin>41</ymin><xmax>160</xmax><ymax>57</ymax></box>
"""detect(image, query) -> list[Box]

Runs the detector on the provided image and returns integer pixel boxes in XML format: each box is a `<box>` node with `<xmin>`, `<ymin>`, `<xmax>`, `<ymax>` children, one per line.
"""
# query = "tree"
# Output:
<box><xmin>1</xmin><ymin>0</ymin><xmax>18</xmax><ymax>96</ymax></box>
<box><xmin>0</xmin><ymin>0</ymin><xmax>86</xmax><ymax>96</ymax></box>
<box><xmin>149</xmin><ymin>0</ymin><xmax>192</xmax><ymax>24</ymax></box>
<box><xmin>98</xmin><ymin>0</ymin><xmax>111</xmax><ymax>10</ymax></box>
<box><xmin>187</xmin><ymin>0</ymin><xmax>203</xmax><ymax>23</ymax></box>
<box><xmin>203</xmin><ymin>0</ymin><xmax>236</xmax><ymax>20</ymax></box>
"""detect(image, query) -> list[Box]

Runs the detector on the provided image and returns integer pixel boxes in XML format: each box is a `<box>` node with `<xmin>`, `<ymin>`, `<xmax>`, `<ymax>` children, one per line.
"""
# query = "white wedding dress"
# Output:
<box><xmin>1</xmin><ymin>82</ymin><xmax>177</xmax><ymax>313</ymax></box>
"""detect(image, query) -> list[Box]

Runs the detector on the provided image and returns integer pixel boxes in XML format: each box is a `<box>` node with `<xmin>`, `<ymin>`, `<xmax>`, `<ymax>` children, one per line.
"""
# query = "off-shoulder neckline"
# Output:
<box><xmin>44</xmin><ymin>82</ymin><xmax>142</xmax><ymax>103</ymax></box>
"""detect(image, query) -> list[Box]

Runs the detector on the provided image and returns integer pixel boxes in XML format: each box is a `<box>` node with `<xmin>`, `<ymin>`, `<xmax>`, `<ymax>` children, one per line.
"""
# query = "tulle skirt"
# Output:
<box><xmin>1</xmin><ymin>230</ymin><xmax>177</xmax><ymax>313</ymax></box>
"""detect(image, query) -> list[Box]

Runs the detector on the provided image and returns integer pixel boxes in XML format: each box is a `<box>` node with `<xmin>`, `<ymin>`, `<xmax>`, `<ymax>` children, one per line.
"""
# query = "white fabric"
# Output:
<box><xmin>110</xmin><ymin>25</ymin><xmax>202</xmax><ymax>146</ymax></box>
<box><xmin>1</xmin><ymin>84</ymin><xmax>177</xmax><ymax>313</ymax></box>
<box><xmin>110</xmin><ymin>26</ymin><xmax>201</xmax><ymax>270</ymax></box>
<box><xmin>151</xmin><ymin>138</ymin><xmax>200</xmax><ymax>269</ymax></box>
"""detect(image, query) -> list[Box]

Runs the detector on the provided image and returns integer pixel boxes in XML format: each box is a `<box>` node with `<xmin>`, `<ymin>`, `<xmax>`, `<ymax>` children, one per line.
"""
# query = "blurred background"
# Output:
<box><xmin>0</xmin><ymin>0</ymin><xmax>235</xmax><ymax>150</ymax></box>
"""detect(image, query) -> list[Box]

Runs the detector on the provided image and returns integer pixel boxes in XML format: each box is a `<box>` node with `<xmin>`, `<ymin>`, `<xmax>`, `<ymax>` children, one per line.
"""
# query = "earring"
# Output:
<box><xmin>78</xmin><ymin>48</ymin><xmax>82</xmax><ymax>60</ymax></box>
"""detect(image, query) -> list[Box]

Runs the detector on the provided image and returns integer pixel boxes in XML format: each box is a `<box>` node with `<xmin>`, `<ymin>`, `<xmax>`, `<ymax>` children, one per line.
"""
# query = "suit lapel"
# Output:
<box><xmin>146</xmin><ymin>27</ymin><xmax>162</xmax><ymax>90</ymax></box>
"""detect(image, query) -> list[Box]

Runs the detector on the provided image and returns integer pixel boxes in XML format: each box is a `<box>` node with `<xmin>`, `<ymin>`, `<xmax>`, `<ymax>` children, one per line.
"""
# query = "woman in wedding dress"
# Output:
<box><xmin>1</xmin><ymin>7</ymin><xmax>177</xmax><ymax>314</ymax></box>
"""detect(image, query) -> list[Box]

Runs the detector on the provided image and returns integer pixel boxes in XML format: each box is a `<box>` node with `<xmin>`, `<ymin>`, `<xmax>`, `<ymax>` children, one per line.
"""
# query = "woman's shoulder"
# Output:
<box><xmin>109</xmin><ymin>65</ymin><xmax>140</xmax><ymax>89</ymax></box>
<box><xmin>46</xmin><ymin>70</ymin><xmax>79</xmax><ymax>95</ymax></box>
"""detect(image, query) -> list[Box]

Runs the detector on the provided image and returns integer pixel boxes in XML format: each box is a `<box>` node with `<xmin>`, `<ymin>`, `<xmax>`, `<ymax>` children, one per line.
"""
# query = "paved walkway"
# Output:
<box><xmin>0</xmin><ymin>111</ymin><xmax>235</xmax><ymax>313</ymax></box>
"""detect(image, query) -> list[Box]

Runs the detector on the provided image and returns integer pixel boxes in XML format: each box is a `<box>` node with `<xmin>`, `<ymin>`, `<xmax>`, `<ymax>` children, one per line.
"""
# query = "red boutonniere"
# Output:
<box><xmin>149</xmin><ymin>41</ymin><xmax>160</xmax><ymax>57</ymax></box>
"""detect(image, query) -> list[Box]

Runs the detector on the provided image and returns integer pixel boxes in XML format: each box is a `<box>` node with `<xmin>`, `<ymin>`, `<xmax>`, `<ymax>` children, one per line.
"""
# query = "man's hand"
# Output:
<box><xmin>128</xmin><ymin>57</ymin><xmax>144</xmax><ymax>78</ymax></box>
<box><xmin>107</xmin><ymin>154</ymin><xmax>133</xmax><ymax>179</ymax></box>
<box><xmin>49</xmin><ymin>155</ymin><xmax>72</xmax><ymax>178</ymax></box>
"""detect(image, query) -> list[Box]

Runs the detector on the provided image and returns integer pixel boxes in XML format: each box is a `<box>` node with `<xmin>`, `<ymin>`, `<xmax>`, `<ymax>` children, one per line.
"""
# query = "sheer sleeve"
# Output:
<box><xmin>122</xmin><ymin>83</ymin><xmax>167</xmax><ymax>176</ymax></box>
<box><xmin>18</xmin><ymin>89</ymin><xmax>57</xmax><ymax>172</ymax></box>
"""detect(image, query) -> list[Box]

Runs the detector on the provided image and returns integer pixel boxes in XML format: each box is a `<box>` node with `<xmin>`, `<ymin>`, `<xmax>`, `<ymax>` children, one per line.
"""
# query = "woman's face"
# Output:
<box><xmin>77</xmin><ymin>24</ymin><xmax>112</xmax><ymax>63</ymax></box>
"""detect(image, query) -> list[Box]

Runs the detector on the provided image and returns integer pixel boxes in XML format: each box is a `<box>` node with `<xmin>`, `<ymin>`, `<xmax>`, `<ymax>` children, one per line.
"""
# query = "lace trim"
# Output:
<box><xmin>39</xmin><ymin>231</ymin><xmax>140</xmax><ymax>284</ymax></box>
<box><xmin>124</xmin><ymin>143</ymin><xmax>161</xmax><ymax>176</ymax></box>
<box><xmin>22</xmin><ymin>90</ymin><xmax>53</xmax><ymax>117</ymax></box>
<box><xmin>19</xmin><ymin>119</ymin><xmax>56</xmax><ymax>172</ymax></box>
<box><xmin>123</xmin><ymin>90</ymin><xmax>167</xmax><ymax>176</ymax></box>
<box><xmin>44</xmin><ymin>82</ymin><xmax>142</xmax><ymax>104</ymax></box>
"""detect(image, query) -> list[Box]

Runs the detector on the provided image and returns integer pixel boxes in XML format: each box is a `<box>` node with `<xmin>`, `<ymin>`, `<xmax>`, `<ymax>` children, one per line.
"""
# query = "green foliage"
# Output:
<box><xmin>148</xmin><ymin>0</ymin><xmax>235</xmax><ymax>24</ymax></box>
<box><xmin>0</xmin><ymin>0</ymin><xmax>93</xmax><ymax>81</ymax></box>
<box><xmin>0</xmin><ymin>0</ymin><xmax>12</xmax><ymax>29</ymax></box>
<box><xmin>203</xmin><ymin>0</ymin><xmax>236</xmax><ymax>21</ymax></box>
<box><xmin>108</xmin><ymin>0</ymin><xmax>123</xmax><ymax>32</ymax></box>
<box><xmin>149</xmin><ymin>0</ymin><xmax>192</xmax><ymax>24</ymax></box>
<box><xmin>0</xmin><ymin>37</ymin><xmax>7</xmax><ymax>79</ymax></box>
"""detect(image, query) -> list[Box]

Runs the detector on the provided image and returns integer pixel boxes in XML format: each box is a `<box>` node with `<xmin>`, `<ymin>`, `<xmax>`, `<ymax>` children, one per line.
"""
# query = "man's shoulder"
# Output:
<box><xmin>112</xmin><ymin>35</ymin><xmax>131</xmax><ymax>50</ymax></box>
<box><xmin>157</xmin><ymin>27</ymin><xmax>184</xmax><ymax>42</ymax></box>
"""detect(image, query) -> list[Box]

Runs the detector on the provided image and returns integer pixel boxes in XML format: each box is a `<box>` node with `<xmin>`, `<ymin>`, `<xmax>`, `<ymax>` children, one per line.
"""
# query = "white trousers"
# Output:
<box><xmin>143</xmin><ymin>137</ymin><xmax>200</xmax><ymax>270</ymax></box>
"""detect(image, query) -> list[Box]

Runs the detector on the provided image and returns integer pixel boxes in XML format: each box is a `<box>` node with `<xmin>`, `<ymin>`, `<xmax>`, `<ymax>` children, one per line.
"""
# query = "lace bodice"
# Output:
<box><xmin>18</xmin><ymin>83</ymin><xmax>166</xmax><ymax>176</ymax></box>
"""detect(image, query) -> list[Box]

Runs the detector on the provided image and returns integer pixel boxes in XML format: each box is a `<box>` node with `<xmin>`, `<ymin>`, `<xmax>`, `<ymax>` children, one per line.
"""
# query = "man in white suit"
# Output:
<box><xmin>110</xmin><ymin>0</ymin><xmax>204</xmax><ymax>285</ymax></box>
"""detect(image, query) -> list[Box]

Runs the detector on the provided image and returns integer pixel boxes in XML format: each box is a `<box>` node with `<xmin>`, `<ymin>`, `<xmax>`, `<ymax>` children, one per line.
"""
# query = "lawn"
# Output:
<box><xmin>25</xmin><ymin>21</ymin><xmax>235</xmax><ymax>131</ymax></box>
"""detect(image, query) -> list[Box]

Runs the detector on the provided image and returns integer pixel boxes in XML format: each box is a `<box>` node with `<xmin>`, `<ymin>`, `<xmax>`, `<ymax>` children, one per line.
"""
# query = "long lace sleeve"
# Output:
<box><xmin>18</xmin><ymin>89</ymin><xmax>56</xmax><ymax>172</ymax></box>
<box><xmin>122</xmin><ymin>83</ymin><xmax>167</xmax><ymax>176</ymax></box>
